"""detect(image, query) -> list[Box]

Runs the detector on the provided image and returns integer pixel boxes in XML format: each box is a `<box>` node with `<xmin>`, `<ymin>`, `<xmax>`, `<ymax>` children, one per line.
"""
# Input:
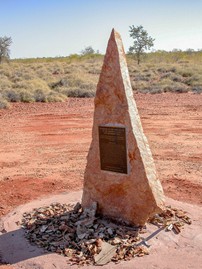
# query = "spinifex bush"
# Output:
<box><xmin>0</xmin><ymin>96</ymin><xmax>9</xmax><ymax>108</ymax></box>
<box><xmin>0</xmin><ymin>52</ymin><xmax>202</xmax><ymax>108</ymax></box>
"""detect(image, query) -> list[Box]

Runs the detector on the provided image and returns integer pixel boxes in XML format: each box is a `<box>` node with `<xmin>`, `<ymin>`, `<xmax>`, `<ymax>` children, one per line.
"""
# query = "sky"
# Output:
<box><xmin>0</xmin><ymin>0</ymin><xmax>202</xmax><ymax>59</ymax></box>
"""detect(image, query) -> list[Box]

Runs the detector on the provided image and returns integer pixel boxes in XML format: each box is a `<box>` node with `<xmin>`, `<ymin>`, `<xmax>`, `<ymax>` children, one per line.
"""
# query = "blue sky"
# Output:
<box><xmin>1</xmin><ymin>0</ymin><xmax>202</xmax><ymax>58</ymax></box>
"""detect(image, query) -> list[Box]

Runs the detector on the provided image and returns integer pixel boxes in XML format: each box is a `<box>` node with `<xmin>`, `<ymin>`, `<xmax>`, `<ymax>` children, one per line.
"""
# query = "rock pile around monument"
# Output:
<box><xmin>21</xmin><ymin>202</ymin><xmax>191</xmax><ymax>266</ymax></box>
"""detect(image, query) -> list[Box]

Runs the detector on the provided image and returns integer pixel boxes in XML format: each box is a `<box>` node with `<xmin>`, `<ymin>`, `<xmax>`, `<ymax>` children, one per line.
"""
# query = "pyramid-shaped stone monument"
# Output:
<box><xmin>82</xmin><ymin>29</ymin><xmax>165</xmax><ymax>226</ymax></box>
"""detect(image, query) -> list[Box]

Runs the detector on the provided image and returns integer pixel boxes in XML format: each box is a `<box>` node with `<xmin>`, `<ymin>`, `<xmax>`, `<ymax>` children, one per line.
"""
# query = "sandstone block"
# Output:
<box><xmin>82</xmin><ymin>29</ymin><xmax>165</xmax><ymax>226</ymax></box>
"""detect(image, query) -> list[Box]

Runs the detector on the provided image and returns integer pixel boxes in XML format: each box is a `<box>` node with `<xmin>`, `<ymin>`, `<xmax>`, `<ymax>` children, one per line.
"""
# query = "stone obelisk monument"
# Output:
<box><xmin>82</xmin><ymin>29</ymin><xmax>165</xmax><ymax>226</ymax></box>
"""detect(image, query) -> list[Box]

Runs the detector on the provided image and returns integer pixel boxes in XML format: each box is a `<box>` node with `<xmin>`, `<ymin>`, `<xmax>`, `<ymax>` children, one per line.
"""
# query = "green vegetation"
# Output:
<box><xmin>0</xmin><ymin>51</ymin><xmax>201</xmax><ymax>109</ymax></box>
<box><xmin>127</xmin><ymin>51</ymin><xmax>202</xmax><ymax>94</ymax></box>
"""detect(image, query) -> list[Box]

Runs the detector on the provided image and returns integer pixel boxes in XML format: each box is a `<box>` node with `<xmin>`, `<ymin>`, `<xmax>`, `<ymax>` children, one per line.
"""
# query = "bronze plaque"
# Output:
<box><xmin>98</xmin><ymin>126</ymin><xmax>127</xmax><ymax>174</ymax></box>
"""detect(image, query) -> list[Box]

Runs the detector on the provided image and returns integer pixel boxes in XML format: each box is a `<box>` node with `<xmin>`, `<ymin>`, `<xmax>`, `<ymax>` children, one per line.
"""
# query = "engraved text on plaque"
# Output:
<box><xmin>98</xmin><ymin>126</ymin><xmax>127</xmax><ymax>174</ymax></box>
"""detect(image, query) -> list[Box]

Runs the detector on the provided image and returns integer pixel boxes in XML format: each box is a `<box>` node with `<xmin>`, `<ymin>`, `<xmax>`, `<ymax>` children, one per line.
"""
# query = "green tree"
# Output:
<box><xmin>0</xmin><ymin>36</ymin><xmax>12</xmax><ymax>63</ymax></box>
<box><xmin>129</xmin><ymin>25</ymin><xmax>154</xmax><ymax>65</ymax></box>
<box><xmin>81</xmin><ymin>46</ymin><xmax>95</xmax><ymax>56</ymax></box>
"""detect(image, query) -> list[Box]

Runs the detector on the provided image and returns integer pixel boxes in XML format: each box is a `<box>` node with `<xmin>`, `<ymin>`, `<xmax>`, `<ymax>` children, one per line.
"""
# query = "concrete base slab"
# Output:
<box><xmin>0</xmin><ymin>191</ymin><xmax>202</xmax><ymax>269</ymax></box>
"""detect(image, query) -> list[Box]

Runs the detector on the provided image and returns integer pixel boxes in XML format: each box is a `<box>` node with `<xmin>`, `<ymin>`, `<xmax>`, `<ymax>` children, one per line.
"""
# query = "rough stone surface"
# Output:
<box><xmin>82</xmin><ymin>29</ymin><xmax>165</xmax><ymax>226</ymax></box>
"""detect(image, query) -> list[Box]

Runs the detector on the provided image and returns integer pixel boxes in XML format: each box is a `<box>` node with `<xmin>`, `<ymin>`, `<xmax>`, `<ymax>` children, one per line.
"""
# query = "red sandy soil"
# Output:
<box><xmin>0</xmin><ymin>93</ymin><xmax>201</xmax><ymax>219</ymax></box>
<box><xmin>0</xmin><ymin>93</ymin><xmax>201</xmax><ymax>268</ymax></box>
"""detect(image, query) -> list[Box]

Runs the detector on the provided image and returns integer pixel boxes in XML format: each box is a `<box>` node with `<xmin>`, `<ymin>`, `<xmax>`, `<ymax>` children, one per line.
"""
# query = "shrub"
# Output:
<box><xmin>0</xmin><ymin>64</ymin><xmax>12</xmax><ymax>77</ymax></box>
<box><xmin>163</xmin><ymin>85</ymin><xmax>188</xmax><ymax>93</ymax></box>
<box><xmin>161</xmin><ymin>72</ymin><xmax>172</xmax><ymax>79</ymax></box>
<box><xmin>130</xmin><ymin>81</ymin><xmax>137</xmax><ymax>91</ymax></box>
<box><xmin>138</xmin><ymin>88</ymin><xmax>151</xmax><ymax>94</ymax></box>
<box><xmin>171</xmin><ymin>75</ymin><xmax>183</xmax><ymax>82</ymax></box>
<box><xmin>185</xmin><ymin>74</ymin><xmax>202</xmax><ymax>86</ymax></box>
<box><xmin>174</xmin><ymin>87</ymin><xmax>189</xmax><ymax>93</ymax></box>
<box><xmin>0</xmin><ymin>54</ymin><xmax>201</xmax><ymax>106</ymax></box>
<box><xmin>168</xmin><ymin>67</ymin><xmax>177</xmax><ymax>73</ymax></box>
<box><xmin>157</xmin><ymin>67</ymin><xmax>166</xmax><ymax>73</ymax></box>
<box><xmin>0</xmin><ymin>76</ymin><xmax>13</xmax><ymax>90</ymax></box>
<box><xmin>150</xmin><ymin>87</ymin><xmax>163</xmax><ymax>94</ymax></box>
<box><xmin>19</xmin><ymin>90</ymin><xmax>34</xmax><ymax>103</ymax></box>
<box><xmin>46</xmin><ymin>92</ymin><xmax>67</xmax><ymax>102</ymax></box>
<box><xmin>34</xmin><ymin>89</ymin><xmax>49</xmax><ymax>102</ymax></box>
<box><xmin>192</xmin><ymin>86</ymin><xmax>202</xmax><ymax>94</ymax></box>
<box><xmin>4</xmin><ymin>89</ymin><xmax>21</xmax><ymax>102</ymax></box>
<box><xmin>65</xmin><ymin>88</ymin><xmax>95</xmax><ymax>98</ymax></box>
<box><xmin>88</xmin><ymin>68</ymin><xmax>100</xmax><ymax>75</ymax></box>
<box><xmin>0</xmin><ymin>97</ymin><xmax>9</xmax><ymax>109</ymax></box>
<box><xmin>178</xmin><ymin>69</ymin><xmax>194</xmax><ymax>77</ymax></box>
<box><xmin>49</xmin><ymin>78</ymin><xmax>69</xmax><ymax>89</ymax></box>
<box><xmin>132</xmin><ymin>81</ymin><xmax>148</xmax><ymax>92</ymax></box>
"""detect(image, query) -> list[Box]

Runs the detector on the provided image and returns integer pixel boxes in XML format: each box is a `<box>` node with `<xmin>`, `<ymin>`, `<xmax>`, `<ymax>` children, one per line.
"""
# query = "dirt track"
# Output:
<box><xmin>0</xmin><ymin>93</ymin><xmax>202</xmax><ymax>219</ymax></box>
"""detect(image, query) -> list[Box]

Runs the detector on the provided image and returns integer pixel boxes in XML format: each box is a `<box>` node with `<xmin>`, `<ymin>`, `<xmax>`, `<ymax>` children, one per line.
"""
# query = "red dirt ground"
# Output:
<box><xmin>0</xmin><ymin>93</ymin><xmax>201</xmax><ymax>268</ymax></box>
<box><xmin>0</xmin><ymin>93</ymin><xmax>201</xmax><ymax>221</ymax></box>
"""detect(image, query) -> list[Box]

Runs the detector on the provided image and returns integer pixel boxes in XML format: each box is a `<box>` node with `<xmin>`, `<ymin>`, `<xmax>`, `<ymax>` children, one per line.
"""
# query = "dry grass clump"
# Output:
<box><xmin>0</xmin><ymin>96</ymin><xmax>10</xmax><ymax>109</ymax></box>
<box><xmin>50</xmin><ymin>72</ymin><xmax>97</xmax><ymax>98</ymax></box>
<box><xmin>0</xmin><ymin>75</ymin><xmax>13</xmax><ymax>90</ymax></box>
<box><xmin>0</xmin><ymin>52</ymin><xmax>202</xmax><ymax>108</ymax></box>
<box><xmin>129</xmin><ymin>60</ymin><xmax>202</xmax><ymax>94</ymax></box>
